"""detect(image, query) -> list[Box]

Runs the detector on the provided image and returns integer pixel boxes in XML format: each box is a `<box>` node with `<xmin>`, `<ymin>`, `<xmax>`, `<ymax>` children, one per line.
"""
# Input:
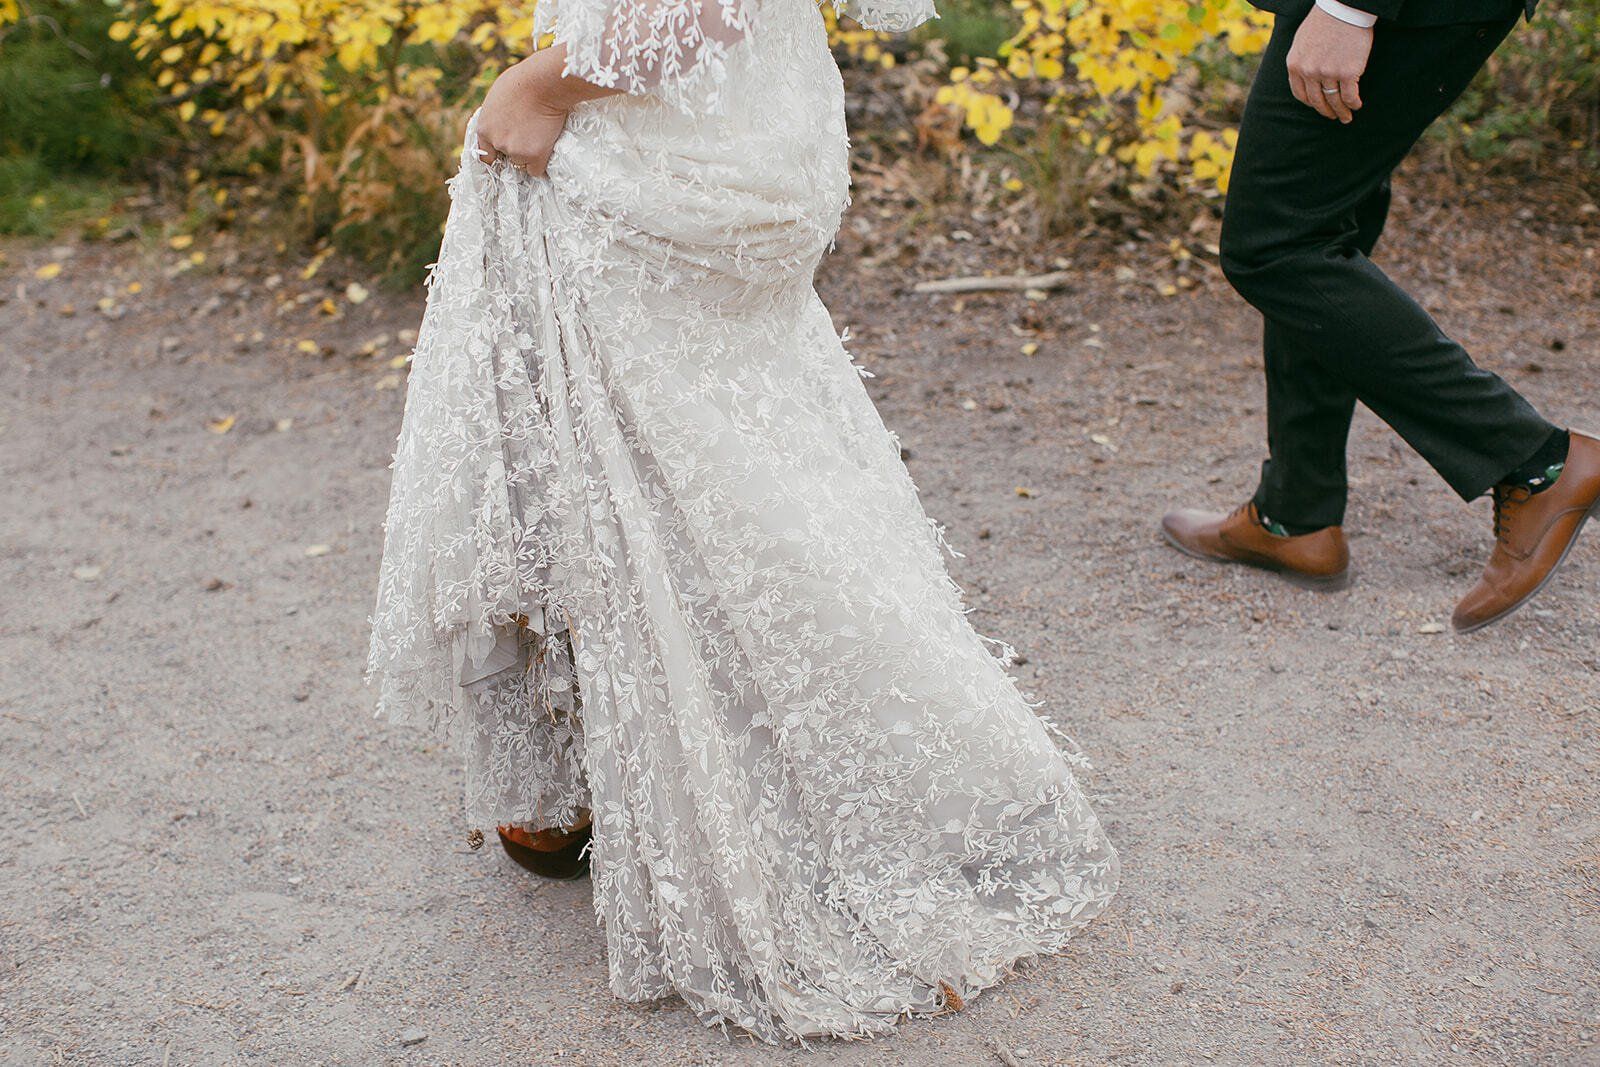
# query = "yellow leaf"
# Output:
<box><xmin>34</xmin><ymin>262</ymin><xmax>63</xmax><ymax>280</ymax></box>
<box><xmin>207</xmin><ymin>415</ymin><xmax>236</xmax><ymax>435</ymax></box>
<box><xmin>168</xmin><ymin>234</ymin><xmax>194</xmax><ymax>250</ymax></box>
<box><xmin>301</xmin><ymin>251</ymin><xmax>331</xmax><ymax>279</ymax></box>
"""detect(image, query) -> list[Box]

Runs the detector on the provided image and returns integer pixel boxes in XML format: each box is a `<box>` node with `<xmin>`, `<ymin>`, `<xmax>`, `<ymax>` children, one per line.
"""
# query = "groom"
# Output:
<box><xmin>1162</xmin><ymin>0</ymin><xmax>1600</xmax><ymax>631</ymax></box>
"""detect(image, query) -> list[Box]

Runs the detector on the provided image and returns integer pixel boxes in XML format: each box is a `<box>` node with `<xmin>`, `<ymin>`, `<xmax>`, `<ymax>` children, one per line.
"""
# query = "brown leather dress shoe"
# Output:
<box><xmin>1453</xmin><ymin>431</ymin><xmax>1600</xmax><ymax>633</ymax></box>
<box><xmin>1161</xmin><ymin>501</ymin><xmax>1351</xmax><ymax>590</ymax></box>
<box><xmin>496</xmin><ymin>821</ymin><xmax>593</xmax><ymax>881</ymax></box>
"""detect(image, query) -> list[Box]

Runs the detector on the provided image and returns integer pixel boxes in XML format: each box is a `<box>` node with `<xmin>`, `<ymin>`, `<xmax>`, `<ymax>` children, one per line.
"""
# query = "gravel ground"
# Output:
<box><xmin>2</xmin><ymin>182</ymin><xmax>1598</xmax><ymax>1065</ymax></box>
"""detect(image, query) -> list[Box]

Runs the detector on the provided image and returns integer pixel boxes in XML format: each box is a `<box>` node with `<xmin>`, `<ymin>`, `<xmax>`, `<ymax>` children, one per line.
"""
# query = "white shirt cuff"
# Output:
<box><xmin>1315</xmin><ymin>0</ymin><xmax>1379</xmax><ymax>27</ymax></box>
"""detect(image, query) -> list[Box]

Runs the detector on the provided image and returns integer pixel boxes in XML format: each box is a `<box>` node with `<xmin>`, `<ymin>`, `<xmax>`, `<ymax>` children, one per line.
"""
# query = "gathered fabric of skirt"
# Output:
<box><xmin>366</xmin><ymin>0</ymin><xmax>1118</xmax><ymax>1042</ymax></box>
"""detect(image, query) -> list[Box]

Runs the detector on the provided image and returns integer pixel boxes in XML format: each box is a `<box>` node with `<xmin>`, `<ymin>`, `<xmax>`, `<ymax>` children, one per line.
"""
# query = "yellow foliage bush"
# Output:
<box><xmin>937</xmin><ymin>0</ymin><xmax>1272</xmax><ymax>201</ymax></box>
<box><xmin>107</xmin><ymin>0</ymin><xmax>540</xmax><ymax>274</ymax></box>
<box><xmin>102</xmin><ymin>0</ymin><xmax>911</xmax><ymax>273</ymax></box>
<box><xmin>96</xmin><ymin>0</ymin><xmax>1270</xmax><ymax>270</ymax></box>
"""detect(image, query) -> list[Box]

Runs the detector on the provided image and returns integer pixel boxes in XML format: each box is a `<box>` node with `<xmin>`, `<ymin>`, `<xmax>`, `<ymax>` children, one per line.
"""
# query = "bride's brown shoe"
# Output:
<box><xmin>1161</xmin><ymin>501</ymin><xmax>1350</xmax><ymax>590</ymax></box>
<box><xmin>1453</xmin><ymin>431</ymin><xmax>1600</xmax><ymax>633</ymax></box>
<box><xmin>496</xmin><ymin>820</ymin><xmax>593</xmax><ymax>881</ymax></box>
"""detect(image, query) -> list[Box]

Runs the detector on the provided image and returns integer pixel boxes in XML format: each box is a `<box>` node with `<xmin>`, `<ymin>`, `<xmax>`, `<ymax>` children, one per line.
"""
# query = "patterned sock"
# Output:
<box><xmin>1503</xmin><ymin>428</ymin><xmax>1570</xmax><ymax>495</ymax></box>
<box><xmin>1257</xmin><ymin>513</ymin><xmax>1328</xmax><ymax>538</ymax></box>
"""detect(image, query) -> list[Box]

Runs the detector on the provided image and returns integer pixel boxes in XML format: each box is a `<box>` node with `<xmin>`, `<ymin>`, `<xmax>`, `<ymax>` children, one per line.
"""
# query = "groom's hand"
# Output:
<box><xmin>1287</xmin><ymin>6</ymin><xmax>1373</xmax><ymax>124</ymax></box>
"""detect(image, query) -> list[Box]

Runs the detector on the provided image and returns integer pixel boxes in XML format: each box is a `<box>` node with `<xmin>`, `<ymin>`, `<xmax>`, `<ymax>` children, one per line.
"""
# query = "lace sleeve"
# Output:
<box><xmin>832</xmin><ymin>0</ymin><xmax>936</xmax><ymax>33</ymax></box>
<box><xmin>533</xmin><ymin>0</ymin><xmax>756</xmax><ymax>105</ymax></box>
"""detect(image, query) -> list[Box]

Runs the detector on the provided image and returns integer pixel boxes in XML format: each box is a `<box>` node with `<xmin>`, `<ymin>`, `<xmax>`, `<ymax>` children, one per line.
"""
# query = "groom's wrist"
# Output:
<box><xmin>1314</xmin><ymin>0</ymin><xmax>1379</xmax><ymax>27</ymax></box>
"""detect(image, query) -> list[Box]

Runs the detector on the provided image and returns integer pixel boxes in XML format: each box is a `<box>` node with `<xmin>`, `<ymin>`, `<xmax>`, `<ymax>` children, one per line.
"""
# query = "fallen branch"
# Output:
<box><xmin>912</xmin><ymin>270</ymin><xmax>1075</xmax><ymax>295</ymax></box>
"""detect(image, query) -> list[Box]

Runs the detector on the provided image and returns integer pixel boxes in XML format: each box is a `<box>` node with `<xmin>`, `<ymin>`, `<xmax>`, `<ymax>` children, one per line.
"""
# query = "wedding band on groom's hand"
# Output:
<box><xmin>1321</xmin><ymin>86</ymin><xmax>1342</xmax><ymax>94</ymax></box>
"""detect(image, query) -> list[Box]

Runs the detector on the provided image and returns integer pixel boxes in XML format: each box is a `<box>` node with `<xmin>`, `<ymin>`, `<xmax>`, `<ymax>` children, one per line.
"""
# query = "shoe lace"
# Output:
<box><xmin>1491</xmin><ymin>483</ymin><xmax>1532</xmax><ymax>544</ymax></box>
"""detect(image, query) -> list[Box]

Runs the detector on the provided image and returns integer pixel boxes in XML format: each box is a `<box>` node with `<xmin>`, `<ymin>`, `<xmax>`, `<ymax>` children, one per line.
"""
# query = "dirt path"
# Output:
<box><xmin>3</xmin><ymin>188</ymin><xmax>1598</xmax><ymax>1064</ymax></box>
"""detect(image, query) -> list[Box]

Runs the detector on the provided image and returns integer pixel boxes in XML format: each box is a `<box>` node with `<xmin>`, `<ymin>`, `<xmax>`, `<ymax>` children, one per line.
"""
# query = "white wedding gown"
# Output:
<box><xmin>367</xmin><ymin>0</ymin><xmax>1117</xmax><ymax>1042</ymax></box>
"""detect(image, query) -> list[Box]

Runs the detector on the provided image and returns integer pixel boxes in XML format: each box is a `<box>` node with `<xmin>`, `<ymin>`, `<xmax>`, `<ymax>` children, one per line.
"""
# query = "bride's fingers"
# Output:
<box><xmin>504</xmin><ymin>151</ymin><xmax>550</xmax><ymax>178</ymax></box>
<box><xmin>474</xmin><ymin>134</ymin><xmax>501</xmax><ymax>166</ymax></box>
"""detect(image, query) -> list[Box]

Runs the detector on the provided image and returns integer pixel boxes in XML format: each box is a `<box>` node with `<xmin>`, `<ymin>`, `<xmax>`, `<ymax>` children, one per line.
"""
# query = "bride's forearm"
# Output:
<box><xmin>513</xmin><ymin>45</ymin><xmax>625</xmax><ymax>111</ymax></box>
<box><xmin>476</xmin><ymin>43</ymin><xmax>622</xmax><ymax>173</ymax></box>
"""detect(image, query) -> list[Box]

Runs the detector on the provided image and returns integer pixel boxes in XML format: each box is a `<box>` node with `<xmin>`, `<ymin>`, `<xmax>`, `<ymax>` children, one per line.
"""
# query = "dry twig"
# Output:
<box><xmin>913</xmin><ymin>271</ymin><xmax>1075</xmax><ymax>295</ymax></box>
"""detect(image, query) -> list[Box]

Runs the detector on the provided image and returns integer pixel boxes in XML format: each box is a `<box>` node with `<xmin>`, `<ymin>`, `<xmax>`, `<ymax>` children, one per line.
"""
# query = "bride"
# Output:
<box><xmin>366</xmin><ymin>0</ymin><xmax>1118</xmax><ymax>1042</ymax></box>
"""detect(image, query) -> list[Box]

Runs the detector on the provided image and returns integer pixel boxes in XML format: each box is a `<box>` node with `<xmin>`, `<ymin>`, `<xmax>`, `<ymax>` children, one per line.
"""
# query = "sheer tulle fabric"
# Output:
<box><xmin>367</xmin><ymin>0</ymin><xmax>1116</xmax><ymax>1042</ymax></box>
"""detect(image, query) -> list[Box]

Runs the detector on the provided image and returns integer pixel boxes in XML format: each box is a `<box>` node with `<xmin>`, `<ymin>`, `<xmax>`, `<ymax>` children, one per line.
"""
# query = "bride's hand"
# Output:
<box><xmin>475</xmin><ymin>48</ymin><xmax>622</xmax><ymax>177</ymax></box>
<box><xmin>476</xmin><ymin>55</ymin><xmax>571</xmax><ymax>177</ymax></box>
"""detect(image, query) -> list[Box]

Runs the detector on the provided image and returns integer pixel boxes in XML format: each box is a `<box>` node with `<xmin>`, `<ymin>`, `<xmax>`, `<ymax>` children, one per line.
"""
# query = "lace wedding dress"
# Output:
<box><xmin>366</xmin><ymin>0</ymin><xmax>1118</xmax><ymax>1042</ymax></box>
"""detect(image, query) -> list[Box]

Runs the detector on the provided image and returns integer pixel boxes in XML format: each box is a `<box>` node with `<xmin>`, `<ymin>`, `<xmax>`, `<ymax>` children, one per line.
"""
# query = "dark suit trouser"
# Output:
<box><xmin>1221</xmin><ymin>4</ymin><xmax>1555</xmax><ymax>530</ymax></box>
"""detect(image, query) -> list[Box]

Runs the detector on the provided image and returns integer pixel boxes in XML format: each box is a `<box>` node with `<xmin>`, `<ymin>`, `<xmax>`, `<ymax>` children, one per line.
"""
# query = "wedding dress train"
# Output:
<box><xmin>367</xmin><ymin>0</ymin><xmax>1117</xmax><ymax>1041</ymax></box>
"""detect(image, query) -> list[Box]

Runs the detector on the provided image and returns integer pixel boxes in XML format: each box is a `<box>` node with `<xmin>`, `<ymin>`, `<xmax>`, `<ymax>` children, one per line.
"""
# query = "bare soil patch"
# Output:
<box><xmin>2</xmin><ymin>176</ymin><xmax>1597</xmax><ymax>1064</ymax></box>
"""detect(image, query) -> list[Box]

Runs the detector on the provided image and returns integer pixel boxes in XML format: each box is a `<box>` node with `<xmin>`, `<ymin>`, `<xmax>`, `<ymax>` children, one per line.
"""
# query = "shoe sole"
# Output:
<box><xmin>1454</xmin><ymin>497</ymin><xmax>1600</xmax><ymax>634</ymax></box>
<box><xmin>1160</xmin><ymin>527</ymin><xmax>1351</xmax><ymax>592</ymax></box>
<box><xmin>497</xmin><ymin>828</ymin><xmax>591</xmax><ymax>880</ymax></box>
